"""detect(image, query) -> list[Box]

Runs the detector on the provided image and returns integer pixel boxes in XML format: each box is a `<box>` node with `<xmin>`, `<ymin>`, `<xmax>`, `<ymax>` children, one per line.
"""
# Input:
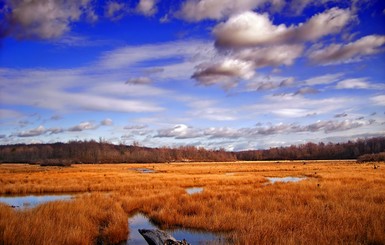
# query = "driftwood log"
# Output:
<box><xmin>138</xmin><ymin>229</ymin><xmax>190</xmax><ymax>245</ymax></box>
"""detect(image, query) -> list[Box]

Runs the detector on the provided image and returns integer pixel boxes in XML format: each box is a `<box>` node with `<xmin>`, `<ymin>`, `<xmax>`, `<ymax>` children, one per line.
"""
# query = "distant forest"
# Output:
<box><xmin>0</xmin><ymin>137</ymin><xmax>384</xmax><ymax>164</ymax></box>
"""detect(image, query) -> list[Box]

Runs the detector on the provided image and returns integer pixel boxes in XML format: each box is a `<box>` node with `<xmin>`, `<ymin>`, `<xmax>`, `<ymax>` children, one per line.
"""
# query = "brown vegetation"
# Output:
<box><xmin>0</xmin><ymin>161</ymin><xmax>384</xmax><ymax>244</ymax></box>
<box><xmin>0</xmin><ymin>141</ymin><xmax>236</xmax><ymax>164</ymax></box>
<box><xmin>357</xmin><ymin>152</ymin><xmax>385</xmax><ymax>163</ymax></box>
<box><xmin>1</xmin><ymin>137</ymin><xmax>384</xmax><ymax>164</ymax></box>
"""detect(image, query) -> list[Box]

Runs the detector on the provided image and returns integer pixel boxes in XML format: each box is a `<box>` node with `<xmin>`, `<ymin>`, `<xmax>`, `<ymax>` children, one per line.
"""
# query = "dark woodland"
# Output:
<box><xmin>0</xmin><ymin>137</ymin><xmax>384</xmax><ymax>164</ymax></box>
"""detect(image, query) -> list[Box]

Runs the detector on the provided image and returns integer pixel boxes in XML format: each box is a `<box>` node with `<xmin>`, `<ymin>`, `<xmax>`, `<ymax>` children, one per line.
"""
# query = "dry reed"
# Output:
<box><xmin>0</xmin><ymin>161</ymin><xmax>384</xmax><ymax>244</ymax></box>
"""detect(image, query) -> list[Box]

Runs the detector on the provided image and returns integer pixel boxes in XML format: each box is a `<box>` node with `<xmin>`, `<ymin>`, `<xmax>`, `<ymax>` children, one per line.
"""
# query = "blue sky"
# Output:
<box><xmin>1</xmin><ymin>0</ymin><xmax>385</xmax><ymax>150</ymax></box>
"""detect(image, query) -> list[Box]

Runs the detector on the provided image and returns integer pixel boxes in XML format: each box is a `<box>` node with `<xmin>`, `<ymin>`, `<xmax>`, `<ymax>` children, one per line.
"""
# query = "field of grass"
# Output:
<box><xmin>0</xmin><ymin>161</ymin><xmax>384</xmax><ymax>244</ymax></box>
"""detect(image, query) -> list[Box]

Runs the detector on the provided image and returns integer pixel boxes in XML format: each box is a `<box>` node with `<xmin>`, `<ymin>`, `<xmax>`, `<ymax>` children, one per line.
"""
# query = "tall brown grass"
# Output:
<box><xmin>0</xmin><ymin>161</ymin><xmax>384</xmax><ymax>244</ymax></box>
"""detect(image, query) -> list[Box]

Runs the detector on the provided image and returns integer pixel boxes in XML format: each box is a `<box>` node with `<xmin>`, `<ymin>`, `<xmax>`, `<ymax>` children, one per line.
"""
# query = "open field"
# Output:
<box><xmin>0</xmin><ymin>161</ymin><xmax>384</xmax><ymax>244</ymax></box>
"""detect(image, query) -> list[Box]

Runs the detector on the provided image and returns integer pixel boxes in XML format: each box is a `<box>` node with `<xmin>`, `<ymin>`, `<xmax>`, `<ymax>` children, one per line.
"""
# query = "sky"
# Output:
<box><xmin>0</xmin><ymin>0</ymin><xmax>385</xmax><ymax>151</ymax></box>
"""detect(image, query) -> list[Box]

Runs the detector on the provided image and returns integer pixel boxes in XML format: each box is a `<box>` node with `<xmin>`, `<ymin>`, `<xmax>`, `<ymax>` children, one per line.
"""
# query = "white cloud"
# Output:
<box><xmin>371</xmin><ymin>95</ymin><xmax>385</xmax><ymax>106</ymax></box>
<box><xmin>0</xmin><ymin>68</ymin><xmax>165</xmax><ymax>113</ymax></box>
<box><xmin>213</xmin><ymin>11</ymin><xmax>291</xmax><ymax>48</ymax></box>
<box><xmin>242</xmin><ymin>74</ymin><xmax>295</xmax><ymax>92</ymax></box>
<box><xmin>124</xmin><ymin>124</ymin><xmax>148</xmax><ymax>130</ymax></box>
<box><xmin>176</xmin><ymin>0</ymin><xmax>284</xmax><ymax>22</ymax></box>
<box><xmin>304</xmin><ymin>119</ymin><xmax>365</xmax><ymax>133</ymax></box>
<box><xmin>303</xmin><ymin>73</ymin><xmax>343</xmax><ymax>86</ymax></box>
<box><xmin>68</xmin><ymin>122</ymin><xmax>96</xmax><ymax>132</ymax></box>
<box><xmin>16</xmin><ymin>125</ymin><xmax>46</xmax><ymax>137</ymax></box>
<box><xmin>101</xmin><ymin>118</ymin><xmax>113</xmax><ymax>126</ymax></box>
<box><xmin>156</xmin><ymin>124</ymin><xmax>203</xmax><ymax>139</ymax></box>
<box><xmin>235</xmin><ymin>44</ymin><xmax>304</xmax><ymax>68</ymax></box>
<box><xmin>3</xmin><ymin>0</ymin><xmax>95</xmax><ymax>40</ymax></box>
<box><xmin>136</xmin><ymin>0</ymin><xmax>158</xmax><ymax>16</ymax></box>
<box><xmin>105</xmin><ymin>1</ymin><xmax>126</xmax><ymax>20</ymax></box>
<box><xmin>309</xmin><ymin>35</ymin><xmax>385</xmax><ymax>65</ymax></box>
<box><xmin>213</xmin><ymin>8</ymin><xmax>352</xmax><ymax>48</ymax></box>
<box><xmin>152</xmin><ymin>118</ymin><xmax>372</xmax><ymax>141</ymax></box>
<box><xmin>192</xmin><ymin>58</ymin><xmax>255</xmax><ymax>88</ymax></box>
<box><xmin>186</xmin><ymin>99</ymin><xmax>239</xmax><ymax>121</ymax></box>
<box><xmin>99</xmin><ymin>40</ymin><xmax>212</xmax><ymax>70</ymax></box>
<box><xmin>246</xmin><ymin>94</ymin><xmax>355</xmax><ymax>119</ymax></box>
<box><xmin>294</xmin><ymin>87</ymin><xmax>319</xmax><ymax>95</ymax></box>
<box><xmin>204</xmin><ymin>127</ymin><xmax>242</xmax><ymax>139</ymax></box>
<box><xmin>335</xmin><ymin>78</ymin><xmax>370</xmax><ymax>89</ymax></box>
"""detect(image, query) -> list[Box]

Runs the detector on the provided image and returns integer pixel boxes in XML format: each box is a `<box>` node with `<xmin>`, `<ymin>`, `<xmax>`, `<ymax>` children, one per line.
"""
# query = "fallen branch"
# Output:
<box><xmin>138</xmin><ymin>229</ymin><xmax>190</xmax><ymax>245</ymax></box>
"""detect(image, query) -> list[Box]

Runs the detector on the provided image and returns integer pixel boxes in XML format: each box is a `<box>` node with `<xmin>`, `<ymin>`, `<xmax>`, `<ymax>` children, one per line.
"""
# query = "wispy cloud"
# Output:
<box><xmin>309</xmin><ymin>35</ymin><xmax>385</xmax><ymax>65</ymax></box>
<box><xmin>175</xmin><ymin>0</ymin><xmax>284</xmax><ymax>22</ymax></box>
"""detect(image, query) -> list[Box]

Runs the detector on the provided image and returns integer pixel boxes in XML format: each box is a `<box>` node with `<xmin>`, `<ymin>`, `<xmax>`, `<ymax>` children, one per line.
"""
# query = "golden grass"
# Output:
<box><xmin>0</xmin><ymin>161</ymin><xmax>384</xmax><ymax>244</ymax></box>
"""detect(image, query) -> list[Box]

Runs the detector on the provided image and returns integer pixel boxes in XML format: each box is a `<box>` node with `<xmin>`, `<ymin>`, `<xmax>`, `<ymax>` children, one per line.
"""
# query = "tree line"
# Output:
<box><xmin>235</xmin><ymin>137</ymin><xmax>385</xmax><ymax>161</ymax></box>
<box><xmin>0</xmin><ymin>140</ymin><xmax>236</xmax><ymax>164</ymax></box>
<box><xmin>0</xmin><ymin>137</ymin><xmax>384</xmax><ymax>164</ymax></box>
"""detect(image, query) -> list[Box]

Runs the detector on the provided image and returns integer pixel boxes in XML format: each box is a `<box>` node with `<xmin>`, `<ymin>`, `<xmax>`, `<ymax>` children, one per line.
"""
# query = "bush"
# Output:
<box><xmin>357</xmin><ymin>152</ymin><xmax>385</xmax><ymax>163</ymax></box>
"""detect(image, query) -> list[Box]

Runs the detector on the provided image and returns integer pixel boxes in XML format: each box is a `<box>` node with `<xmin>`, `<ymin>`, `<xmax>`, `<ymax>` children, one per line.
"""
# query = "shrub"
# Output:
<box><xmin>357</xmin><ymin>152</ymin><xmax>385</xmax><ymax>163</ymax></box>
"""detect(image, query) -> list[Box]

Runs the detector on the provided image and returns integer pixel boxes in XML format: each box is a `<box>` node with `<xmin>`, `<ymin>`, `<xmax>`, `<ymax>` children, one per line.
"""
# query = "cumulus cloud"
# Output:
<box><xmin>304</xmin><ymin>119</ymin><xmax>365</xmax><ymax>133</ymax></box>
<box><xmin>101</xmin><ymin>118</ymin><xmax>113</xmax><ymax>126</ymax></box>
<box><xmin>105</xmin><ymin>1</ymin><xmax>126</xmax><ymax>20</ymax></box>
<box><xmin>153</xmin><ymin>118</ymin><xmax>370</xmax><ymax>141</ymax></box>
<box><xmin>176</xmin><ymin>0</ymin><xmax>284</xmax><ymax>22</ymax></box>
<box><xmin>16</xmin><ymin>125</ymin><xmax>46</xmax><ymax>137</ymax></box>
<box><xmin>125</xmin><ymin>77</ymin><xmax>152</xmax><ymax>85</ymax></box>
<box><xmin>48</xmin><ymin>128</ymin><xmax>64</xmax><ymax>134</ymax></box>
<box><xmin>191</xmin><ymin>58</ymin><xmax>255</xmax><ymax>88</ymax></box>
<box><xmin>309</xmin><ymin>35</ymin><xmax>385</xmax><ymax>65</ymax></box>
<box><xmin>68</xmin><ymin>122</ymin><xmax>96</xmax><ymax>132</ymax></box>
<box><xmin>156</xmin><ymin>124</ymin><xmax>202</xmax><ymax>139</ymax></box>
<box><xmin>204</xmin><ymin>127</ymin><xmax>242</xmax><ymax>139</ymax></box>
<box><xmin>2</xmin><ymin>0</ymin><xmax>95</xmax><ymax>40</ymax></box>
<box><xmin>213</xmin><ymin>8</ymin><xmax>352</xmax><ymax>48</ymax></box>
<box><xmin>136</xmin><ymin>0</ymin><xmax>158</xmax><ymax>16</ymax></box>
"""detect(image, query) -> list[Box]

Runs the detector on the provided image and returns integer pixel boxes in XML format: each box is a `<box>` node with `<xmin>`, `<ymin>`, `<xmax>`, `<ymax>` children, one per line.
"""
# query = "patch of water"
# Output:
<box><xmin>186</xmin><ymin>187</ymin><xmax>204</xmax><ymax>195</ymax></box>
<box><xmin>266</xmin><ymin>176</ymin><xmax>307</xmax><ymax>184</ymax></box>
<box><xmin>0</xmin><ymin>194</ymin><xmax>73</xmax><ymax>209</ymax></box>
<box><xmin>126</xmin><ymin>213</ymin><xmax>224</xmax><ymax>245</ymax></box>
<box><xmin>134</xmin><ymin>168</ymin><xmax>155</xmax><ymax>173</ymax></box>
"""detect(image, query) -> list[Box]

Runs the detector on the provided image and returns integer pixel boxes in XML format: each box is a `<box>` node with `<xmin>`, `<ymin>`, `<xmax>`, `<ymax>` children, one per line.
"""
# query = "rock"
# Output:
<box><xmin>138</xmin><ymin>229</ymin><xmax>190</xmax><ymax>245</ymax></box>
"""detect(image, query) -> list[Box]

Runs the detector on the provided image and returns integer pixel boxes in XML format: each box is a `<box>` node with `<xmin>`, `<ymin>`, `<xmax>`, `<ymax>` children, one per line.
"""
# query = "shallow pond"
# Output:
<box><xmin>0</xmin><ymin>194</ymin><xmax>73</xmax><ymax>209</ymax></box>
<box><xmin>266</xmin><ymin>176</ymin><xmax>307</xmax><ymax>184</ymax></box>
<box><xmin>126</xmin><ymin>213</ymin><xmax>224</xmax><ymax>244</ymax></box>
<box><xmin>185</xmin><ymin>187</ymin><xmax>204</xmax><ymax>195</ymax></box>
<box><xmin>134</xmin><ymin>168</ymin><xmax>155</xmax><ymax>173</ymax></box>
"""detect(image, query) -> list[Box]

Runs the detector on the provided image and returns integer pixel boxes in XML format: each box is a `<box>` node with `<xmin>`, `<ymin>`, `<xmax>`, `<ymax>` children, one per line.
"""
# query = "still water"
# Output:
<box><xmin>0</xmin><ymin>194</ymin><xmax>73</xmax><ymax>209</ymax></box>
<box><xmin>186</xmin><ymin>187</ymin><xmax>204</xmax><ymax>195</ymax></box>
<box><xmin>266</xmin><ymin>176</ymin><xmax>307</xmax><ymax>184</ymax></box>
<box><xmin>126</xmin><ymin>213</ymin><xmax>225</xmax><ymax>244</ymax></box>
